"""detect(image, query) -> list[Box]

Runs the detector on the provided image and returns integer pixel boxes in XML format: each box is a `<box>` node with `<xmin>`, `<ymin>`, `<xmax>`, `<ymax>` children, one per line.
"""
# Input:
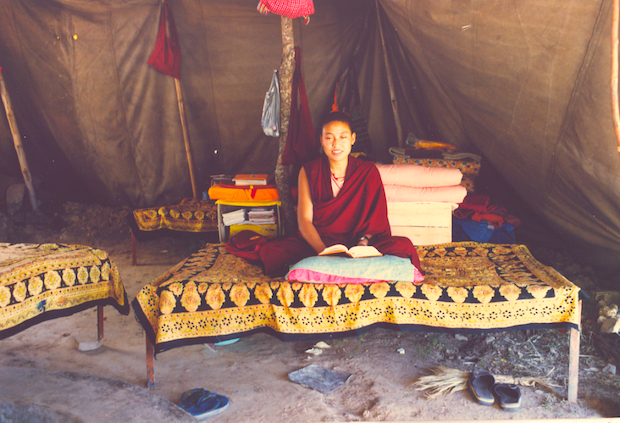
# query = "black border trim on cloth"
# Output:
<box><xmin>144</xmin><ymin>319</ymin><xmax>578</xmax><ymax>356</ymax></box>
<box><xmin>0</xmin><ymin>293</ymin><xmax>129</xmax><ymax>341</ymax></box>
<box><xmin>131</xmin><ymin>296</ymin><xmax>158</xmax><ymax>347</ymax></box>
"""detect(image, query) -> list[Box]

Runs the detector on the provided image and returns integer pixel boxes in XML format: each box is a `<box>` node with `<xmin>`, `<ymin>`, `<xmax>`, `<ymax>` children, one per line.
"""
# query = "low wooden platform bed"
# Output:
<box><xmin>132</xmin><ymin>242</ymin><xmax>582</xmax><ymax>401</ymax></box>
<box><xmin>0</xmin><ymin>243</ymin><xmax>129</xmax><ymax>342</ymax></box>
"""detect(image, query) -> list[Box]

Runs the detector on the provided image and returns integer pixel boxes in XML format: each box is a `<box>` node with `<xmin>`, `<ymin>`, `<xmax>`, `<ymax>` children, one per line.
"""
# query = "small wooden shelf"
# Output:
<box><xmin>216</xmin><ymin>200</ymin><xmax>282</xmax><ymax>242</ymax></box>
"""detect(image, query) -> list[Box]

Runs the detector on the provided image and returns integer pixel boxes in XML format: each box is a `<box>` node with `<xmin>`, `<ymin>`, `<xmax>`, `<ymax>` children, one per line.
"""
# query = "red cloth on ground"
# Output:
<box><xmin>260</xmin><ymin>155</ymin><xmax>420</xmax><ymax>276</ymax></box>
<box><xmin>454</xmin><ymin>194</ymin><xmax>521</xmax><ymax>228</ymax></box>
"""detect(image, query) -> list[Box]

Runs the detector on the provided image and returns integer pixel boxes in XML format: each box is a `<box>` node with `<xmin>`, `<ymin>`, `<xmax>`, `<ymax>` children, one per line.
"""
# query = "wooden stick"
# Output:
<box><xmin>174</xmin><ymin>78</ymin><xmax>198</xmax><ymax>199</ymax></box>
<box><xmin>162</xmin><ymin>6</ymin><xmax>199</xmax><ymax>199</ymax></box>
<box><xmin>131</xmin><ymin>230</ymin><xmax>137</xmax><ymax>266</ymax></box>
<box><xmin>97</xmin><ymin>305</ymin><xmax>104</xmax><ymax>342</ymax></box>
<box><xmin>612</xmin><ymin>0</ymin><xmax>620</xmax><ymax>157</ymax></box>
<box><xmin>567</xmin><ymin>299</ymin><xmax>581</xmax><ymax>403</ymax></box>
<box><xmin>0</xmin><ymin>72</ymin><xmax>38</xmax><ymax>211</ymax></box>
<box><xmin>275</xmin><ymin>16</ymin><xmax>296</xmax><ymax>236</ymax></box>
<box><xmin>146</xmin><ymin>335</ymin><xmax>155</xmax><ymax>388</ymax></box>
<box><xmin>376</xmin><ymin>0</ymin><xmax>403</xmax><ymax>147</ymax></box>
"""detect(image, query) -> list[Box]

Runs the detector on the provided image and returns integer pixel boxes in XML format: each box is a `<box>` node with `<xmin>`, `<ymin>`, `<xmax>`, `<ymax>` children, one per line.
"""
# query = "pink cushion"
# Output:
<box><xmin>383</xmin><ymin>184</ymin><xmax>467</xmax><ymax>203</ymax></box>
<box><xmin>287</xmin><ymin>269</ymin><xmax>384</xmax><ymax>284</ymax></box>
<box><xmin>377</xmin><ymin>163</ymin><xmax>462</xmax><ymax>187</ymax></box>
<box><xmin>286</xmin><ymin>255</ymin><xmax>424</xmax><ymax>284</ymax></box>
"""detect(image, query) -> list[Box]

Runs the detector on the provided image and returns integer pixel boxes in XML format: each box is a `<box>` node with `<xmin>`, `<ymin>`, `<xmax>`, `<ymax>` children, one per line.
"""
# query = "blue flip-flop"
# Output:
<box><xmin>184</xmin><ymin>391</ymin><xmax>230</xmax><ymax>420</ymax></box>
<box><xmin>178</xmin><ymin>388</ymin><xmax>209</xmax><ymax>410</ymax></box>
<box><xmin>493</xmin><ymin>383</ymin><xmax>521</xmax><ymax>411</ymax></box>
<box><xmin>468</xmin><ymin>369</ymin><xmax>495</xmax><ymax>406</ymax></box>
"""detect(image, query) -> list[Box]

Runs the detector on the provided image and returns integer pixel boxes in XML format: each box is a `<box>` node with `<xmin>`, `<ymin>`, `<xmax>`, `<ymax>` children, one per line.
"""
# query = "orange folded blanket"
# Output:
<box><xmin>208</xmin><ymin>184</ymin><xmax>280</xmax><ymax>202</ymax></box>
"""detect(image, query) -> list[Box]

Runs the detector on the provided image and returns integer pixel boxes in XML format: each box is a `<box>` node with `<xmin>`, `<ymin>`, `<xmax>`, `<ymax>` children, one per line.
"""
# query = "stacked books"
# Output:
<box><xmin>247</xmin><ymin>208</ymin><xmax>276</xmax><ymax>224</ymax></box>
<box><xmin>233</xmin><ymin>174</ymin><xmax>269</xmax><ymax>186</ymax></box>
<box><xmin>210</xmin><ymin>174</ymin><xmax>234</xmax><ymax>186</ymax></box>
<box><xmin>222</xmin><ymin>209</ymin><xmax>246</xmax><ymax>226</ymax></box>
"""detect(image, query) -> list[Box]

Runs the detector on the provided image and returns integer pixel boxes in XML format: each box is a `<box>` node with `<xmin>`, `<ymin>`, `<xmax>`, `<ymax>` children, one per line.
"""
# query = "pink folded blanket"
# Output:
<box><xmin>384</xmin><ymin>184</ymin><xmax>468</xmax><ymax>203</ymax></box>
<box><xmin>376</xmin><ymin>163</ymin><xmax>463</xmax><ymax>187</ymax></box>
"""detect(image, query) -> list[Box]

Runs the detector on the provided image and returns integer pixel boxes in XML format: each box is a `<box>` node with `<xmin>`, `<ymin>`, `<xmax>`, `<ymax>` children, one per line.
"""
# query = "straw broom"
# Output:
<box><xmin>412</xmin><ymin>366</ymin><xmax>559</xmax><ymax>399</ymax></box>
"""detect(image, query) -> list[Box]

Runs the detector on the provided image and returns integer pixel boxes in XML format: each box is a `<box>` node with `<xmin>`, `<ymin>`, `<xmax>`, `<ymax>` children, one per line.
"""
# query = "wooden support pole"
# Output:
<box><xmin>376</xmin><ymin>0</ymin><xmax>403</xmax><ymax>147</ymax></box>
<box><xmin>146</xmin><ymin>335</ymin><xmax>155</xmax><ymax>388</ymax></box>
<box><xmin>275</xmin><ymin>16</ymin><xmax>297</xmax><ymax>236</ymax></box>
<box><xmin>567</xmin><ymin>299</ymin><xmax>581</xmax><ymax>403</ymax></box>
<box><xmin>174</xmin><ymin>78</ymin><xmax>199</xmax><ymax>199</ymax></box>
<box><xmin>131</xmin><ymin>230</ymin><xmax>137</xmax><ymax>266</ymax></box>
<box><xmin>0</xmin><ymin>72</ymin><xmax>38</xmax><ymax>211</ymax></box>
<box><xmin>97</xmin><ymin>305</ymin><xmax>104</xmax><ymax>342</ymax></box>
<box><xmin>162</xmin><ymin>7</ymin><xmax>199</xmax><ymax>199</ymax></box>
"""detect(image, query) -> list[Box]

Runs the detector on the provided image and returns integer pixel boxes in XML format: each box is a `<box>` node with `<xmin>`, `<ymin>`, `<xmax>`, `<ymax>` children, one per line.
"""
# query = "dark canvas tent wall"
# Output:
<box><xmin>1</xmin><ymin>0</ymin><xmax>620</xmax><ymax>269</ymax></box>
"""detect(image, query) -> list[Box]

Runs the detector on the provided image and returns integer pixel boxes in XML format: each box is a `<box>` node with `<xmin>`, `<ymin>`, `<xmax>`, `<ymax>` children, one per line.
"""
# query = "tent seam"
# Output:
<box><xmin>403</xmin><ymin>0</ymin><xmax>465</xmax><ymax>141</ymax></box>
<box><xmin>196</xmin><ymin>0</ymin><xmax>221</xmax><ymax>170</ymax></box>
<box><xmin>106</xmin><ymin>7</ymin><xmax>147</xmax><ymax>205</ymax></box>
<box><xmin>542</xmin><ymin>0</ymin><xmax>611</xmax><ymax>214</ymax></box>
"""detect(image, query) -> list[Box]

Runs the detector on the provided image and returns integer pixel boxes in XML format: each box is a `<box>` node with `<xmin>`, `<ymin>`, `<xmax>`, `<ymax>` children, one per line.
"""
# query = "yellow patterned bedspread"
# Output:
<box><xmin>133</xmin><ymin>198</ymin><xmax>217</xmax><ymax>232</ymax></box>
<box><xmin>132</xmin><ymin>243</ymin><xmax>580</xmax><ymax>354</ymax></box>
<box><xmin>0</xmin><ymin>243</ymin><xmax>129</xmax><ymax>339</ymax></box>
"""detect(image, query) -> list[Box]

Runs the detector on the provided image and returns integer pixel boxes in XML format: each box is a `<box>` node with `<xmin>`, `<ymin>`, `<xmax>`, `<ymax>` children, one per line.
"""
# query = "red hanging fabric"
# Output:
<box><xmin>147</xmin><ymin>0</ymin><xmax>182</xmax><ymax>80</ymax></box>
<box><xmin>282</xmin><ymin>47</ymin><xmax>318</xmax><ymax>166</ymax></box>
<box><xmin>257</xmin><ymin>0</ymin><xmax>315</xmax><ymax>19</ymax></box>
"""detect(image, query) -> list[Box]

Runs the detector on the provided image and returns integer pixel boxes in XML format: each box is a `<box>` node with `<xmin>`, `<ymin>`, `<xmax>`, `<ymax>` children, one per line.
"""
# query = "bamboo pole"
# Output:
<box><xmin>376</xmin><ymin>0</ymin><xmax>403</xmax><ymax>147</ymax></box>
<box><xmin>174</xmin><ymin>78</ymin><xmax>198</xmax><ymax>199</ymax></box>
<box><xmin>611</xmin><ymin>0</ymin><xmax>620</xmax><ymax>157</ymax></box>
<box><xmin>0</xmin><ymin>72</ymin><xmax>38</xmax><ymax>211</ymax></box>
<box><xmin>163</xmin><ymin>2</ymin><xmax>198</xmax><ymax>199</ymax></box>
<box><xmin>275</xmin><ymin>16</ymin><xmax>296</xmax><ymax>236</ymax></box>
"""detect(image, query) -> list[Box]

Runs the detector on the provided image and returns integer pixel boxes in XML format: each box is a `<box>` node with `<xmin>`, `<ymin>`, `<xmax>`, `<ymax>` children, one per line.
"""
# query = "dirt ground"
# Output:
<box><xmin>1</xmin><ymin>202</ymin><xmax>620</xmax><ymax>421</ymax></box>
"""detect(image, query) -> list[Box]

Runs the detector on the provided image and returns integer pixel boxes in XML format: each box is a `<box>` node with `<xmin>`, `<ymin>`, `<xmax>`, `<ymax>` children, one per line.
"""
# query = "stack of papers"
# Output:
<box><xmin>248</xmin><ymin>208</ymin><xmax>276</xmax><ymax>224</ymax></box>
<box><xmin>222</xmin><ymin>209</ymin><xmax>246</xmax><ymax>226</ymax></box>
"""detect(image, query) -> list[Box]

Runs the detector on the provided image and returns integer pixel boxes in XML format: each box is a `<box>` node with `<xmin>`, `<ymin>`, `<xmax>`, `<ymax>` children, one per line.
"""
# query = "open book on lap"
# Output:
<box><xmin>319</xmin><ymin>244</ymin><xmax>383</xmax><ymax>258</ymax></box>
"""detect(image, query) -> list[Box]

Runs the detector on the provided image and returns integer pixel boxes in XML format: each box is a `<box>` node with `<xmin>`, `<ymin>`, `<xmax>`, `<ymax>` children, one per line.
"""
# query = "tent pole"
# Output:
<box><xmin>174</xmin><ymin>78</ymin><xmax>198</xmax><ymax>199</ymax></box>
<box><xmin>376</xmin><ymin>0</ymin><xmax>403</xmax><ymax>147</ymax></box>
<box><xmin>0</xmin><ymin>72</ymin><xmax>38</xmax><ymax>211</ymax></box>
<box><xmin>275</xmin><ymin>16</ymin><xmax>296</xmax><ymax>236</ymax></box>
<box><xmin>161</xmin><ymin>3</ymin><xmax>198</xmax><ymax>199</ymax></box>
<box><xmin>611</xmin><ymin>0</ymin><xmax>620</xmax><ymax>155</ymax></box>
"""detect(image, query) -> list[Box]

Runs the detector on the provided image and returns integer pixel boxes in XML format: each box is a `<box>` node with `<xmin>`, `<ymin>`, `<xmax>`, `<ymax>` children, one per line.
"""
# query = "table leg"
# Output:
<box><xmin>97</xmin><ymin>305</ymin><xmax>104</xmax><ymax>342</ymax></box>
<box><xmin>146</xmin><ymin>335</ymin><xmax>155</xmax><ymax>388</ymax></box>
<box><xmin>131</xmin><ymin>230</ymin><xmax>137</xmax><ymax>266</ymax></box>
<box><xmin>567</xmin><ymin>299</ymin><xmax>581</xmax><ymax>403</ymax></box>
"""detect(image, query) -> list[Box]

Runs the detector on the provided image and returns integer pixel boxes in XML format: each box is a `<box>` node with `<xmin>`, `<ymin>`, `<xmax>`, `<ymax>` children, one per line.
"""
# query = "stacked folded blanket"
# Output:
<box><xmin>207</xmin><ymin>184</ymin><xmax>279</xmax><ymax>202</ymax></box>
<box><xmin>376</xmin><ymin>164</ymin><xmax>467</xmax><ymax>204</ymax></box>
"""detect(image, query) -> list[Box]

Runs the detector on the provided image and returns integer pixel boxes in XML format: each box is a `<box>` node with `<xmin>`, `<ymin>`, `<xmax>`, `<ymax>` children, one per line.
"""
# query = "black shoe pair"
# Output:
<box><xmin>468</xmin><ymin>370</ymin><xmax>522</xmax><ymax>410</ymax></box>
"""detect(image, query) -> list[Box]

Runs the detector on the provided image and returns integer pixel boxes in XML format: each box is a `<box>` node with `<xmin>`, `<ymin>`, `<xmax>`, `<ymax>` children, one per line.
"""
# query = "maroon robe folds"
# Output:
<box><xmin>259</xmin><ymin>155</ymin><xmax>420</xmax><ymax>277</ymax></box>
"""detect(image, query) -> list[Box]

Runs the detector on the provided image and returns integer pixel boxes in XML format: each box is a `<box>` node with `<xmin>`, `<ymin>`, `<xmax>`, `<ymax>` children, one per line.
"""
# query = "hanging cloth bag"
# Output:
<box><xmin>282</xmin><ymin>47</ymin><xmax>317</xmax><ymax>166</ymax></box>
<box><xmin>261</xmin><ymin>70</ymin><xmax>280</xmax><ymax>137</ymax></box>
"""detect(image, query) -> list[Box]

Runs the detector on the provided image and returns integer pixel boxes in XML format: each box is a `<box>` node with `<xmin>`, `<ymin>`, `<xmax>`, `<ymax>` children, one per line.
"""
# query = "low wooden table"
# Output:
<box><xmin>130</xmin><ymin>198</ymin><xmax>218</xmax><ymax>265</ymax></box>
<box><xmin>132</xmin><ymin>242</ymin><xmax>582</xmax><ymax>401</ymax></box>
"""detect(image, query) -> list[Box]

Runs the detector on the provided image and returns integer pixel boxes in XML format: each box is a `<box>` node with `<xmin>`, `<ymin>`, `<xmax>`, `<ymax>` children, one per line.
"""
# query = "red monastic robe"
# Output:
<box><xmin>260</xmin><ymin>155</ymin><xmax>420</xmax><ymax>276</ymax></box>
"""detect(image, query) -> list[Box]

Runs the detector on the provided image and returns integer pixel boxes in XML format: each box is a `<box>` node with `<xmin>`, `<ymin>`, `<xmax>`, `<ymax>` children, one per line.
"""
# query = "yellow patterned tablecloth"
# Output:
<box><xmin>0</xmin><ymin>243</ymin><xmax>129</xmax><ymax>339</ymax></box>
<box><xmin>132</xmin><ymin>242</ymin><xmax>580</xmax><ymax>354</ymax></box>
<box><xmin>133</xmin><ymin>198</ymin><xmax>217</xmax><ymax>232</ymax></box>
